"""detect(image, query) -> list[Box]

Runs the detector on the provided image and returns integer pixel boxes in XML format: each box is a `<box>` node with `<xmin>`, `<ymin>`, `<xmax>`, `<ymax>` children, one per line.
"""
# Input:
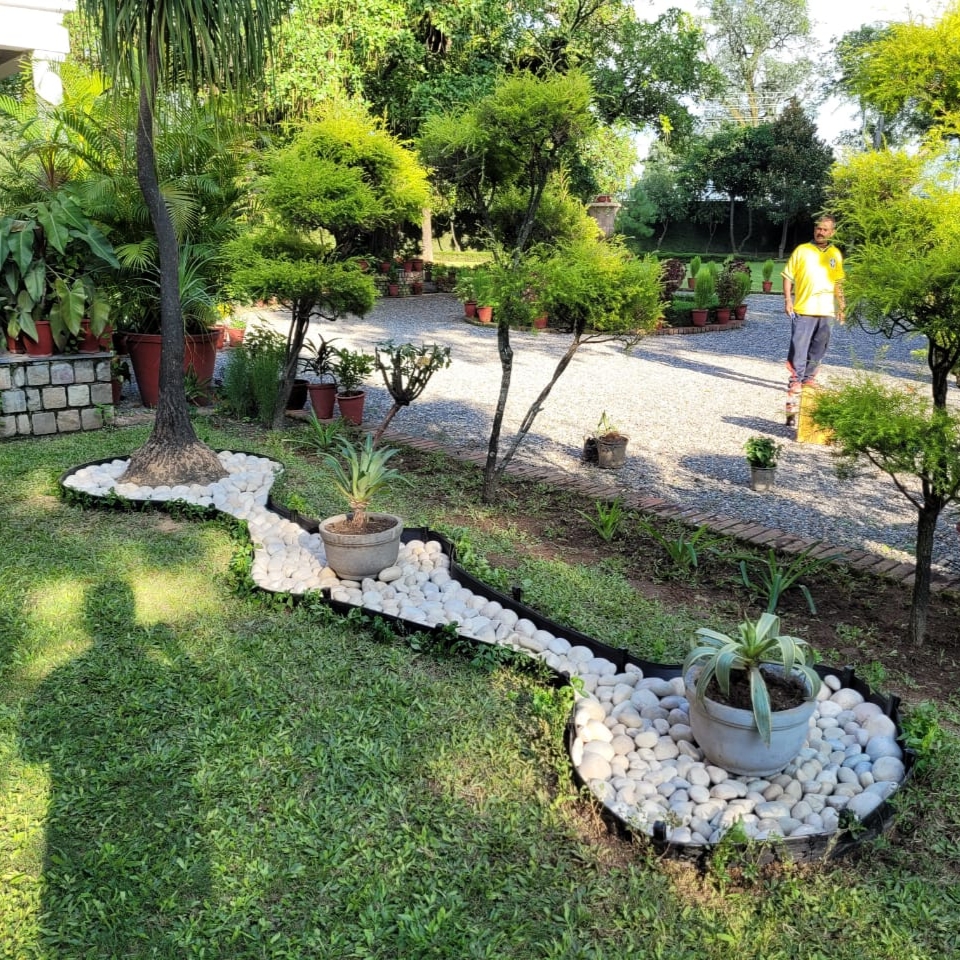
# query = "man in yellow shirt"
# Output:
<box><xmin>781</xmin><ymin>216</ymin><xmax>846</xmax><ymax>427</ymax></box>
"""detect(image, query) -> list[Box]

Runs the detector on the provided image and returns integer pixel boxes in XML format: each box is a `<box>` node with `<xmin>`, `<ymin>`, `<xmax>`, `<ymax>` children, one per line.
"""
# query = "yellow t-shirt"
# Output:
<box><xmin>782</xmin><ymin>243</ymin><xmax>844</xmax><ymax>317</ymax></box>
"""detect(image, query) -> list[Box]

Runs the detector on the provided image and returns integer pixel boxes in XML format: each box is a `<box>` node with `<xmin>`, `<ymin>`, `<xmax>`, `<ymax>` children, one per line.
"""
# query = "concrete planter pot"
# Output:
<box><xmin>685</xmin><ymin>669</ymin><xmax>817</xmax><ymax>777</ymax></box>
<box><xmin>318</xmin><ymin>513</ymin><xmax>403</xmax><ymax>580</ymax></box>
<box><xmin>749</xmin><ymin>465</ymin><xmax>777</xmax><ymax>492</ymax></box>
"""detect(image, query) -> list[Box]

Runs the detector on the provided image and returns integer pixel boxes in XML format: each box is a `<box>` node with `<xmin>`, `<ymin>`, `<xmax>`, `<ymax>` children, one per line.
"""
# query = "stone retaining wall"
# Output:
<box><xmin>0</xmin><ymin>352</ymin><xmax>113</xmax><ymax>438</ymax></box>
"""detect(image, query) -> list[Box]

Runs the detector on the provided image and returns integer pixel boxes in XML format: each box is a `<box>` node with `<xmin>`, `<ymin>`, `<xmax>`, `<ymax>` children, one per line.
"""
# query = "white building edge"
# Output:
<box><xmin>0</xmin><ymin>0</ymin><xmax>76</xmax><ymax>102</ymax></box>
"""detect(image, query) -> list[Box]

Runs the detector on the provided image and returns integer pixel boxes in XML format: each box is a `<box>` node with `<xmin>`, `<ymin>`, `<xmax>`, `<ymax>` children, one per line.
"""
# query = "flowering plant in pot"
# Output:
<box><xmin>317</xmin><ymin>434</ymin><xmax>407</xmax><ymax>579</ymax></box>
<box><xmin>683</xmin><ymin>612</ymin><xmax>822</xmax><ymax>776</ymax></box>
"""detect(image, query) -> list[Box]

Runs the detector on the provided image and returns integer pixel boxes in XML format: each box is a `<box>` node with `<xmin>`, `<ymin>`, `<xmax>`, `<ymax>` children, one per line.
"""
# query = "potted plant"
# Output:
<box><xmin>744</xmin><ymin>435</ymin><xmax>781</xmax><ymax>491</ymax></box>
<box><xmin>332</xmin><ymin>347</ymin><xmax>375</xmax><ymax>424</ymax></box>
<box><xmin>299</xmin><ymin>335</ymin><xmax>339</xmax><ymax>419</ymax></box>
<box><xmin>691</xmin><ymin>266</ymin><xmax>715</xmax><ymax>326</ymax></box>
<box><xmin>470</xmin><ymin>268</ymin><xmax>497</xmax><ymax>323</ymax></box>
<box><xmin>733</xmin><ymin>270</ymin><xmax>753</xmax><ymax>321</ymax></box>
<box><xmin>110</xmin><ymin>356</ymin><xmax>131</xmax><ymax>406</ymax></box>
<box><xmin>0</xmin><ymin>194</ymin><xmax>119</xmax><ymax>355</ymax></box>
<box><xmin>762</xmin><ymin>259</ymin><xmax>776</xmax><ymax>293</ymax></box>
<box><xmin>453</xmin><ymin>268</ymin><xmax>478</xmax><ymax>317</ymax></box>
<box><xmin>683</xmin><ymin>612</ymin><xmax>822</xmax><ymax>776</ymax></box>
<box><xmin>317</xmin><ymin>434</ymin><xmax>406</xmax><ymax>580</ymax></box>
<box><xmin>687</xmin><ymin>255</ymin><xmax>702</xmax><ymax>290</ymax></box>
<box><xmin>583</xmin><ymin>411</ymin><xmax>628</xmax><ymax>469</ymax></box>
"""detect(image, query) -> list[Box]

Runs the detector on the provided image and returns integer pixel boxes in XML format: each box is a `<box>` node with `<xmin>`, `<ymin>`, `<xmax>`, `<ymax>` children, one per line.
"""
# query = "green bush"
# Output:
<box><xmin>220</xmin><ymin>326</ymin><xmax>286</xmax><ymax>423</ymax></box>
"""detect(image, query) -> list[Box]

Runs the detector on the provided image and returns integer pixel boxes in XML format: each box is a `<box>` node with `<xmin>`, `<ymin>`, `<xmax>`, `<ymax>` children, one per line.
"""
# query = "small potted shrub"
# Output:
<box><xmin>317</xmin><ymin>434</ymin><xmax>406</xmax><ymax>580</ymax></box>
<box><xmin>744</xmin><ymin>435</ymin><xmax>781</xmax><ymax>491</ymax></box>
<box><xmin>683</xmin><ymin>612</ymin><xmax>822</xmax><ymax>776</ymax></box>
<box><xmin>733</xmin><ymin>270</ymin><xmax>753</xmax><ymax>320</ymax></box>
<box><xmin>762</xmin><ymin>259</ymin><xmax>776</xmax><ymax>293</ymax></box>
<box><xmin>691</xmin><ymin>266</ymin><xmax>715</xmax><ymax>326</ymax></box>
<box><xmin>687</xmin><ymin>255</ymin><xmax>702</xmax><ymax>290</ymax></box>
<box><xmin>299</xmin><ymin>335</ymin><xmax>340</xmax><ymax>419</ymax></box>
<box><xmin>332</xmin><ymin>347</ymin><xmax>375</xmax><ymax>424</ymax></box>
<box><xmin>470</xmin><ymin>268</ymin><xmax>497</xmax><ymax>323</ymax></box>
<box><xmin>583</xmin><ymin>411</ymin><xmax>629</xmax><ymax>469</ymax></box>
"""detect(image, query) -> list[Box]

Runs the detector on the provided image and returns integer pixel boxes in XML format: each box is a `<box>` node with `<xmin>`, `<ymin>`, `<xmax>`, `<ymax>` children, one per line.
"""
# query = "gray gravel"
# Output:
<box><xmin>236</xmin><ymin>292</ymin><xmax>960</xmax><ymax>578</ymax></box>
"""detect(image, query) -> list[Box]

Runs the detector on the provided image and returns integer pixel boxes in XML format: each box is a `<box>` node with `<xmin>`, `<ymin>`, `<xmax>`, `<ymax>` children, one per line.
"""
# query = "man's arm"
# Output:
<box><xmin>783</xmin><ymin>276</ymin><xmax>794</xmax><ymax>316</ymax></box>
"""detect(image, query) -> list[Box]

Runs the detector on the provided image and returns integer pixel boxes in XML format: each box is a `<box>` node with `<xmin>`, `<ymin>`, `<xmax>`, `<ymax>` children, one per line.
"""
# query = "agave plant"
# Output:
<box><xmin>322</xmin><ymin>434</ymin><xmax>404</xmax><ymax>531</ymax></box>
<box><xmin>683</xmin><ymin>612</ymin><xmax>822</xmax><ymax>745</ymax></box>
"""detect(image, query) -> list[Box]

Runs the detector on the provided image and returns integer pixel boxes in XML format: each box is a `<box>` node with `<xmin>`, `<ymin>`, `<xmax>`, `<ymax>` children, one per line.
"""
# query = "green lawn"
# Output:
<box><xmin>1</xmin><ymin>422</ymin><xmax>959</xmax><ymax>959</ymax></box>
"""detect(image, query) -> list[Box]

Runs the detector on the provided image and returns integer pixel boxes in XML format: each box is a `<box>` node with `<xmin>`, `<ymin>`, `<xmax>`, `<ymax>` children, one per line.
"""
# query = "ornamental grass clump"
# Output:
<box><xmin>684</xmin><ymin>612</ymin><xmax>822</xmax><ymax>745</ymax></box>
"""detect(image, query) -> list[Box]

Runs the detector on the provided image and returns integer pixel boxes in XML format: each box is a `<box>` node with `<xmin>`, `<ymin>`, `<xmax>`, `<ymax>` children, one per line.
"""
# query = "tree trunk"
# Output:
<box><xmin>656</xmin><ymin>220</ymin><xmax>669</xmax><ymax>250</ymax></box>
<box><xmin>778</xmin><ymin>218</ymin><xmax>790</xmax><ymax>260</ymax></box>
<box><xmin>481</xmin><ymin>322</ymin><xmax>514</xmax><ymax>503</ymax></box>
<box><xmin>120</xmin><ymin>39</ymin><xmax>225</xmax><ymax>487</ymax></box>
<box><xmin>494</xmin><ymin>335</ymin><xmax>582</xmax><ymax>482</ymax></box>
<box><xmin>728</xmin><ymin>196</ymin><xmax>737</xmax><ymax>253</ymax></box>
<box><xmin>271</xmin><ymin>297</ymin><xmax>315</xmax><ymax>431</ymax></box>
<box><xmin>421</xmin><ymin>209</ymin><xmax>434</xmax><ymax>264</ymax></box>
<box><xmin>909</xmin><ymin>497</ymin><xmax>943</xmax><ymax>644</ymax></box>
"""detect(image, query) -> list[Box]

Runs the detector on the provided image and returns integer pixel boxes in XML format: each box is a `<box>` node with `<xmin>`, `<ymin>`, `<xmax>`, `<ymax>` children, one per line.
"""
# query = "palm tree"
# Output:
<box><xmin>75</xmin><ymin>0</ymin><xmax>284</xmax><ymax>485</ymax></box>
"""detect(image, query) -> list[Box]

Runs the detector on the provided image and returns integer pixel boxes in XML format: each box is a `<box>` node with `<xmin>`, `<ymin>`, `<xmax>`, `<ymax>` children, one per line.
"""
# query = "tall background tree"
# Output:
<box><xmin>74</xmin><ymin>0</ymin><xmax>285</xmax><ymax>486</ymax></box>
<box><xmin>700</xmin><ymin>0</ymin><xmax>819</xmax><ymax>126</ymax></box>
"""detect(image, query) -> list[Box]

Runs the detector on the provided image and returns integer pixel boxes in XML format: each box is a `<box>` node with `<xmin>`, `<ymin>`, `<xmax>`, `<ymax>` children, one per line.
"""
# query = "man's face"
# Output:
<box><xmin>813</xmin><ymin>220</ymin><xmax>835</xmax><ymax>249</ymax></box>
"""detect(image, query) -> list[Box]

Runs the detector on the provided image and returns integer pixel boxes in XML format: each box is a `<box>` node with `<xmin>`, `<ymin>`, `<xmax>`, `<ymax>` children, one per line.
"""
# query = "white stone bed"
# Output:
<box><xmin>63</xmin><ymin>450</ymin><xmax>909</xmax><ymax>852</ymax></box>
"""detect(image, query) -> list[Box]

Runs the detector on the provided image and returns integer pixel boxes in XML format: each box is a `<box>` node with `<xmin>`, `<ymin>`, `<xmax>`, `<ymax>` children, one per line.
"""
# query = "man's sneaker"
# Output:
<box><xmin>785</xmin><ymin>412</ymin><xmax>797</xmax><ymax>428</ymax></box>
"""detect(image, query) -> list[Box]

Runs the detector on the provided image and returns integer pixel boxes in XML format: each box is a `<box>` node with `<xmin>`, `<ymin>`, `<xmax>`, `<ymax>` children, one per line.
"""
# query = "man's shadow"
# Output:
<box><xmin>20</xmin><ymin>578</ymin><xmax>213</xmax><ymax>953</ymax></box>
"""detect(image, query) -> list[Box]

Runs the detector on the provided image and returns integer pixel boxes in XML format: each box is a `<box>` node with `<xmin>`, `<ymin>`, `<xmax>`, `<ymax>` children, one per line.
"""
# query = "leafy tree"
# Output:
<box><xmin>812</xmin><ymin>377</ymin><xmax>960</xmax><ymax>646</ymax></box>
<box><xmin>761</xmin><ymin>99</ymin><xmax>834</xmax><ymax>257</ymax></box>
<box><xmin>225</xmin><ymin>107</ymin><xmax>429</xmax><ymax>429</ymax></box>
<box><xmin>701</xmin><ymin>0</ymin><xmax>818</xmax><ymax>126</ymax></box>
<box><xmin>621</xmin><ymin>142</ymin><xmax>689</xmax><ymax>250</ymax></box>
<box><xmin>75</xmin><ymin>0</ymin><xmax>286</xmax><ymax>485</ymax></box>
<box><xmin>829</xmin><ymin>146</ymin><xmax>960</xmax><ymax>411</ymax></box>
<box><xmin>844</xmin><ymin>6</ymin><xmax>960</xmax><ymax>141</ymax></box>
<box><xmin>830</xmin><ymin>24</ymin><xmax>913</xmax><ymax>150</ymax></box>
<box><xmin>421</xmin><ymin>71</ymin><xmax>663</xmax><ymax>502</ymax></box>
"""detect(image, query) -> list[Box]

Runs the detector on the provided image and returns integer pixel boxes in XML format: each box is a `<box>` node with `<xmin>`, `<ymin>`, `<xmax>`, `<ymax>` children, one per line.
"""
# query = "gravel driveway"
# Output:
<box><xmin>238</xmin><ymin>292</ymin><xmax>960</xmax><ymax>578</ymax></box>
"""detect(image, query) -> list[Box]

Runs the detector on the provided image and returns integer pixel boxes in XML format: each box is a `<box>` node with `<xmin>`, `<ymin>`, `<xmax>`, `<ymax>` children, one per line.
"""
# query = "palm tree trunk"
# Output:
<box><xmin>120</xmin><ymin>38</ymin><xmax>225</xmax><ymax>486</ymax></box>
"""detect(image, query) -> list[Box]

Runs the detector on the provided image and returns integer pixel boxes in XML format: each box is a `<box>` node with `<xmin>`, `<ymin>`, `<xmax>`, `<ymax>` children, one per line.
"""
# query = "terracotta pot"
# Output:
<box><xmin>735</xmin><ymin>303</ymin><xmax>748</xmax><ymax>322</ymax></box>
<box><xmin>307</xmin><ymin>382</ymin><xmax>337</xmax><ymax>419</ymax></box>
<box><xmin>532</xmin><ymin>314</ymin><xmax>548</xmax><ymax>329</ymax></box>
<box><xmin>715</xmin><ymin>307</ymin><xmax>731</xmax><ymax>324</ymax></box>
<box><xmin>411</xmin><ymin>258</ymin><xmax>424</xmax><ymax>272</ymax></box>
<box><xmin>126</xmin><ymin>331</ymin><xmax>219</xmax><ymax>408</ymax></box>
<box><xmin>336</xmin><ymin>390</ymin><xmax>366</xmax><ymax>425</ymax></box>
<box><xmin>78</xmin><ymin>319</ymin><xmax>101</xmax><ymax>353</ymax></box>
<box><xmin>388</xmin><ymin>283</ymin><xmax>400</xmax><ymax>297</ymax></box>
<box><xmin>762</xmin><ymin>280</ymin><xmax>773</xmax><ymax>293</ymax></box>
<box><xmin>476</xmin><ymin>304</ymin><xmax>493</xmax><ymax>323</ymax></box>
<box><xmin>691</xmin><ymin>309</ymin><xmax>708</xmax><ymax>327</ymax></box>
<box><xmin>22</xmin><ymin>320</ymin><xmax>55</xmax><ymax>356</ymax></box>
<box><xmin>687</xmin><ymin>277</ymin><xmax>696</xmax><ymax>290</ymax></box>
<box><xmin>5</xmin><ymin>334</ymin><xmax>24</xmax><ymax>354</ymax></box>
<box><xmin>410</xmin><ymin>282</ymin><xmax>423</xmax><ymax>295</ymax></box>
<box><xmin>464</xmin><ymin>300</ymin><xmax>477</xmax><ymax>318</ymax></box>
<box><xmin>213</xmin><ymin>325</ymin><xmax>227</xmax><ymax>350</ymax></box>
<box><xmin>226</xmin><ymin>326</ymin><xmax>245</xmax><ymax>346</ymax></box>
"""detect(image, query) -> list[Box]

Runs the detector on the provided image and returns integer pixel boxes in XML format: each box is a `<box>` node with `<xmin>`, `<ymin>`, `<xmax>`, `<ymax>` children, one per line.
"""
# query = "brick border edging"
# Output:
<box><xmin>383</xmin><ymin>430</ymin><xmax>960</xmax><ymax>599</ymax></box>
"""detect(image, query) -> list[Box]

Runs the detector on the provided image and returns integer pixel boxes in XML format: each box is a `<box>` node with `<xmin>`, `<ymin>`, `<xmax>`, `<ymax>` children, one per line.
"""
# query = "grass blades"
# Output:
<box><xmin>1</xmin><ymin>423</ymin><xmax>959</xmax><ymax>958</ymax></box>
